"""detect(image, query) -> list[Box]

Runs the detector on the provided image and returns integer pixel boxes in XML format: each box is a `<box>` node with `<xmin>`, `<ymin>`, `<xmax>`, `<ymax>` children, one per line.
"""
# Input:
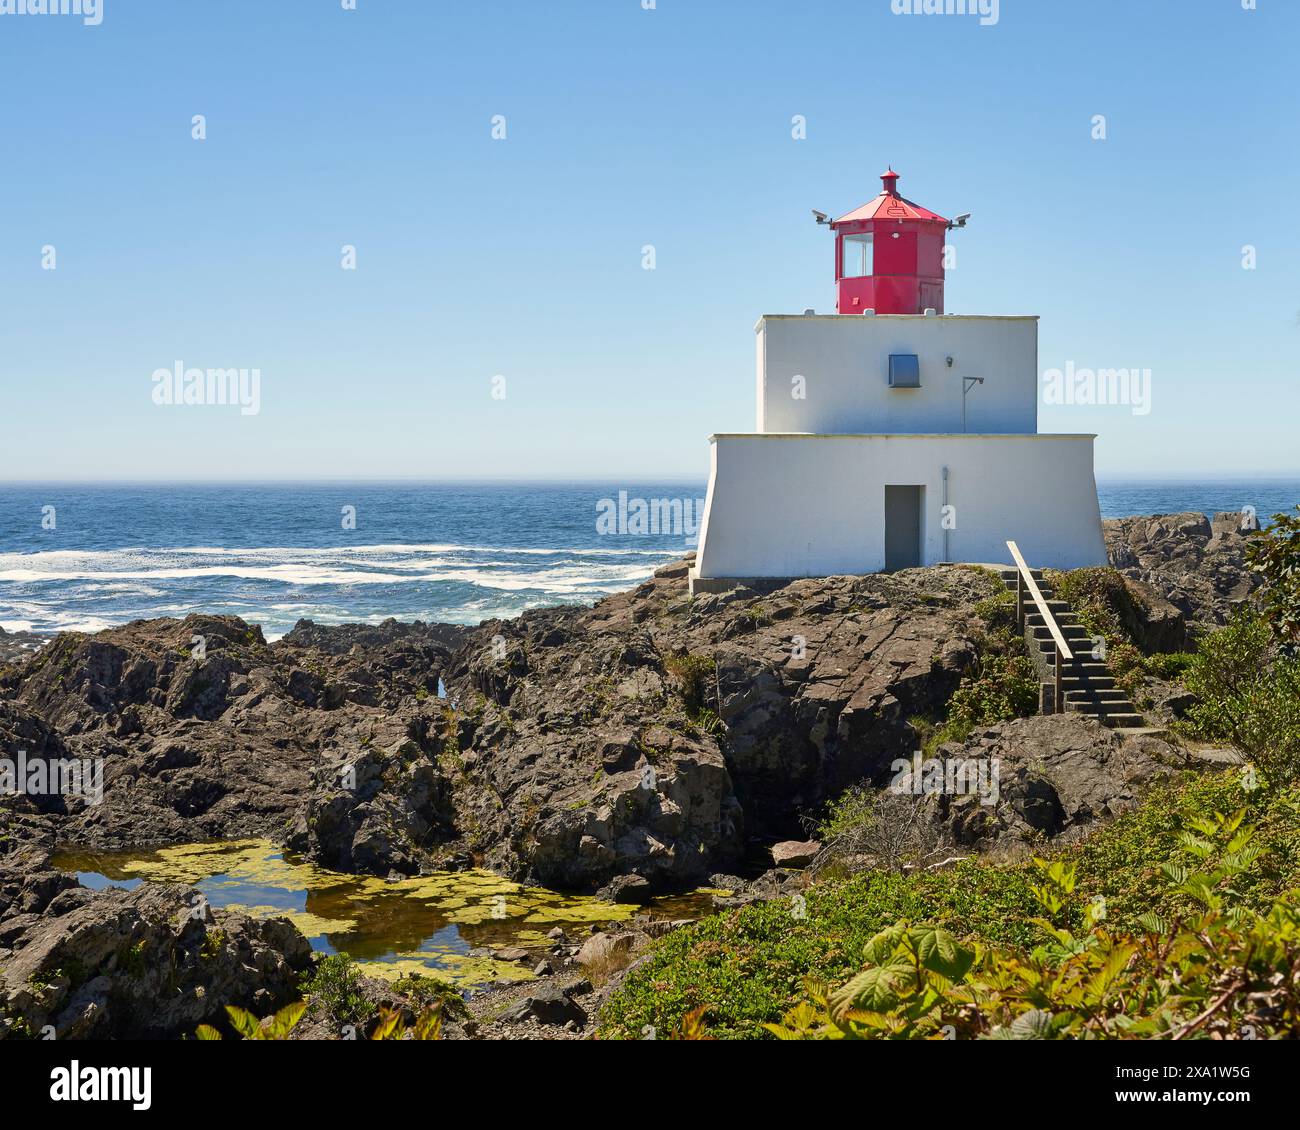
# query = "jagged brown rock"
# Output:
<box><xmin>0</xmin><ymin>848</ymin><xmax>312</xmax><ymax>1040</ymax></box>
<box><xmin>438</xmin><ymin>561</ymin><xmax>998</xmax><ymax>889</ymax></box>
<box><xmin>1103</xmin><ymin>511</ymin><xmax>1260</xmax><ymax>632</ymax></box>
<box><xmin>0</xmin><ymin>615</ymin><xmax>461</xmax><ymax>864</ymax></box>
<box><xmin>0</xmin><ymin>543</ymin><xmax>1208</xmax><ymax>892</ymax></box>
<box><xmin>922</xmin><ymin>713</ymin><xmax>1179</xmax><ymax>853</ymax></box>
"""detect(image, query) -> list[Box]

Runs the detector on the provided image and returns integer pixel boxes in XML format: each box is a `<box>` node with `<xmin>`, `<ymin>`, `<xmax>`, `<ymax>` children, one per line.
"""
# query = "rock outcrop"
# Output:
<box><xmin>922</xmin><ymin>713</ymin><xmax>1179</xmax><ymax>854</ymax></box>
<box><xmin>438</xmin><ymin>561</ymin><xmax>997</xmax><ymax>889</ymax></box>
<box><xmin>0</xmin><ymin>555</ymin><xmax>1189</xmax><ymax>892</ymax></box>
<box><xmin>0</xmin><ymin>563</ymin><xmax>998</xmax><ymax>888</ymax></box>
<box><xmin>284</xmin><ymin>737</ymin><xmax>456</xmax><ymax>876</ymax></box>
<box><xmin>1103</xmin><ymin>511</ymin><xmax>1260</xmax><ymax>632</ymax></box>
<box><xmin>0</xmin><ymin>626</ymin><xmax>46</xmax><ymax>667</ymax></box>
<box><xmin>0</xmin><ymin>614</ymin><xmax>461</xmax><ymax>864</ymax></box>
<box><xmin>0</xmin><ymin>849</ymin><xmax>312</xmax><ymax>1040</ymax></box>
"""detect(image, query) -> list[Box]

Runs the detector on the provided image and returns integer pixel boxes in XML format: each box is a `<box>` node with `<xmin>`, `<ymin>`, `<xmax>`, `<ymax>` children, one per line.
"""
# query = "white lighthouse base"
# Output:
<box><xmin>689</xmin><ymin>431</ymin><xmax>1106</xmax><ymax>591</ymax></box>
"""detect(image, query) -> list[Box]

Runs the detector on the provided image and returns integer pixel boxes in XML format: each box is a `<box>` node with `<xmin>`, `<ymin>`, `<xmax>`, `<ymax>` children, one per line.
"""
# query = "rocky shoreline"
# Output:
<box><xmin>0</xmin><ymin>512</ymin><xmax>1262</xmax><ymax>1039</ymax></box>
<box><xmin>0</xmin><ymin>626</ymin><xmax>45</xmax><ymax>668</ymax></box>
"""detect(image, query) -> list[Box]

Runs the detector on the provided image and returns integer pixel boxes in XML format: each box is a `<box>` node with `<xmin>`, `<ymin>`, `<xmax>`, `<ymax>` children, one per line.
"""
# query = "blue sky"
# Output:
<box><xmin>1</xmin><ymin>0</ymin><xmax>1296</xmax><ymax>481</ymax></box>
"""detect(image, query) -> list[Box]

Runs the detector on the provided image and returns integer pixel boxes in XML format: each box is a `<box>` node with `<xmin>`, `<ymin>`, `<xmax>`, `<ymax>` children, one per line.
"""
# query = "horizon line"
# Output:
<box><xmin>2</xmin><ymin>473</ymin><xmax>1300</xmax><ymax>487</ymax></box>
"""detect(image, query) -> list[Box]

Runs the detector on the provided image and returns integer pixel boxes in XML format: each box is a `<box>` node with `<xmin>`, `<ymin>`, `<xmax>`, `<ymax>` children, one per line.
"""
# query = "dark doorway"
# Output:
<box><xmin>884</xmin><ymin>485</ymin><xmax>924</xmax><ymax>570</ymax></box>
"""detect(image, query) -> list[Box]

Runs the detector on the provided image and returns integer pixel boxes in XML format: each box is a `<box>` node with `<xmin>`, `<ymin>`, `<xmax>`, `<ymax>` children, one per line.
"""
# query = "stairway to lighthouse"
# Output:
<box><xmin>997</xmin><ymin>567</ymin><xmax>1146</xmax><ymax>729</ymax></box>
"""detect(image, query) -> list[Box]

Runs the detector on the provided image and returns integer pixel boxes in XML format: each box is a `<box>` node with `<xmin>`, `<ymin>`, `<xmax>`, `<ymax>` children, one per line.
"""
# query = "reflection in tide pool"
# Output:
<box><xmin>51</xmin><ymin>840</ymin><xmax>709</xmax><ymax>989</ymax></box>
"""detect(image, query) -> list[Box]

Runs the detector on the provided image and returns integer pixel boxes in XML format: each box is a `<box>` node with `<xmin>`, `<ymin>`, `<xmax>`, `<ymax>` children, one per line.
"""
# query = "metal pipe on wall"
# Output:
<box><xmin>941</xmin><ymin>465</ymin><xmax>949</xmax><ymax>562</ymax></box>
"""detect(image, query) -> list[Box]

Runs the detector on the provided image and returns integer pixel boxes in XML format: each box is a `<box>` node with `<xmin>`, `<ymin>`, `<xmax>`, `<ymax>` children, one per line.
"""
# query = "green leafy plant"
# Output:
<box><xmin>369</xmin><ymin>1005</ymin><xmax>443</xmax><ymax>1041</ymax></box>
<box><xmin>763</xmin><ymin>922</ymin><xmax>973</xmax><ymax>1040</ymax></box>
<box><xmin>195</xmin><ymin>999</ymin><xmax>443</xmax><ymax>1041</ymax></box>
<box><xmin>1246</xmin><ymin>504</ymin><xmax>1300</xmax><ymax>645</ymax></box>
<box><xmin>765</xmin><ymin>813</ymin><xmax>1300</xmax><ymax>1039</ymax></box>
<box><xmin>196</xmin><ymin>1001</ymin><xmax>307</xmax><ymax>1041</ymax></box>
<box><xmin>302</xmin><ymin>953</ymin><xmax>375</xmax><ymax>1026</ymax></box>
<box><xmin>1176</xmin><ymin>607</ymin><xmax>1300</xmax><ymax>780</ymax></box>
<box><xmin>391</xmin><ymin>974</ymin><xmax>469</xmax><ymax>1022</ymax></box>
<box><xmin>664</xmin><ymin>652</ymin><xmax>719</xmax><ymax>727</ymax></box>
<box><xmin>601</xmin><ymin>773</ymin><xmax>1300</xmax><ymax>1039</ymax></box>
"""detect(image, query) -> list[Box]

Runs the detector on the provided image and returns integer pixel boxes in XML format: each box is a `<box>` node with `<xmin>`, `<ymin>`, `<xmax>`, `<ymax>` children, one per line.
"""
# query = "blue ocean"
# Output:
<box><xmin>0</xmin><ymin>481</ymin><xmax>1296</xmax><ymax>641</ymax></box>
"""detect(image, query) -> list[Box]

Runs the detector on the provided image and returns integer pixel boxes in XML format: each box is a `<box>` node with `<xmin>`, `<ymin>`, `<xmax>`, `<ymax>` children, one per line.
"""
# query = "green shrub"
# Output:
<box><xmin>1107</xmin><ymin>641</ymin><xmax>1149</xmax><ymax>704</ymax></box>
<box><xmin>931</xmin><ymin>628</ymin><xmax>1038</xmax><ymax>749</ymax></box>
<box><xmin>1176</xmin><ymin>608</ymin><xmax>1300</xmax><ymax>780</ymax></box>
<box><xmin>909</xmin><ymin>616</ymin><xmax>1038</xmax><ymax>755</ymax></box>
<box><xmin>1045</xmin><ymin>566</ymin><xmax>1148</xmax><ymax>650</ymax></box>
<box><xmin>600</xmin><ymin>772</ymin><xmax>1300</xmax><ymax>1039</ymax></box>
<box><xmin>1064</xmin><ymin>773</ymin><xmax>1300</xmax><ymax>929</ymax></box>
<box><xmin>391</xmin><ymin>974</ymin><xmax>469</xmax><ymax>1021</ymax></box>
<box><xmin>599</xmin><ymin>861</ymin><xmax>1046</xmax><ymax>1040</ymax></box>
<box><xmin>1246</xmin><ymin>504</ymin><xmax>1300</xmax><ymax>645</ymax></box>
<box><xmin>1143</xmin><ymin>651</ymin><xmax>1196</xmax><ymax>680</ymax></box>
<box><xmin>972</xmin><ymin>588</ymin><xmax>1017</xmax><ymax>632</ymax></box>
<box><xmin>663</xmin><ymin>652</ymin><xmax>716</xmax><ymax>718</ymax></box>
<box><xmin>765</xmin><ymin>812</ymin><xmax>1300</xmax><ymax>1040</ymax></box>
<box><xmin>302</xmin><ymin>954</ymin><xmax>374</xmax><ymax>1026</ymax></box>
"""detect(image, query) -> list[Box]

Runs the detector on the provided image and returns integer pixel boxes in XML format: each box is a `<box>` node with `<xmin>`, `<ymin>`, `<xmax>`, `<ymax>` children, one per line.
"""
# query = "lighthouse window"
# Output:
<box><xmin>841</xmin><ymin>233</ymin><xmax>872</xmax><ymax>279</ymax></box>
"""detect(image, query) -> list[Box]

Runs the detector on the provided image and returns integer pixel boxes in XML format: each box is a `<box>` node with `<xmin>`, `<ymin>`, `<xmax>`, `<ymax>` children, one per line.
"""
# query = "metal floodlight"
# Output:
<box><xmin>961</xmin><ymin>375</ymin><xmax>985</xmax><ymax>433</ymax></box>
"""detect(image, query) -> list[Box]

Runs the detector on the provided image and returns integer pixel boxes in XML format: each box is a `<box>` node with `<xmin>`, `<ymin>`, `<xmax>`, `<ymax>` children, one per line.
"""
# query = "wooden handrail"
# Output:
<box><xmin>1006</xmin><ymin>541</ymin><xmax>1072</xmax><ymax>661</ymax></box>
<box><xmin>1007</xmin><ymin>540</ymin><xmax>1073</xmax><ymax>714</ymax></box>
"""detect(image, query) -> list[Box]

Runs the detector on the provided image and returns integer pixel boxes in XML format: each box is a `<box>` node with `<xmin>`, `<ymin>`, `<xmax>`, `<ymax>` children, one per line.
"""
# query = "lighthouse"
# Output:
<box><xmin>830</xmin><ymin>169</ymin><xmax>953</xmax><ymax>316</ymax></box>
<box><xmin>689</xmin><ymin>168</ymin><xmax>1106</xmax><ymax>591</ymax></box>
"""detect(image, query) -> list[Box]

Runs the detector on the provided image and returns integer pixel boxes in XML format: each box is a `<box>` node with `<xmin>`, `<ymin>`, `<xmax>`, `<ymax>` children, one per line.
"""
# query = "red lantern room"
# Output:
<box><xmin>828</xmin><ymin>169</ymin><xmax>954</xmax><ymax>316</ymax></box>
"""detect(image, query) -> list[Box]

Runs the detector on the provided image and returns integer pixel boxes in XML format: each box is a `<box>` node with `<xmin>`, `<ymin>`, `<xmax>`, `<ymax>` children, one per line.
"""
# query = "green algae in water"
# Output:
<box><xmin>50</xmin><ymin>840</ymin><xmax>702</xmax><ymax>990</ymax></box>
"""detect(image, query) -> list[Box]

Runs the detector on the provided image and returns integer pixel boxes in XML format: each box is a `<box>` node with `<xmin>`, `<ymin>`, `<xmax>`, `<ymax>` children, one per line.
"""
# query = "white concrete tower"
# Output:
<box><xmin>690</xmin><ymin>170</ymin><xmax>1106</xmax><ymax>592</ymax></box>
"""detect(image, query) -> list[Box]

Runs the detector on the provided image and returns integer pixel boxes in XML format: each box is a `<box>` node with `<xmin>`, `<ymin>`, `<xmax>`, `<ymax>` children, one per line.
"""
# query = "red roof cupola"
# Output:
<box><xmin>829</xmin><ymin>169</ymin><xmax>952</xmax><ymax>315</ymax></box>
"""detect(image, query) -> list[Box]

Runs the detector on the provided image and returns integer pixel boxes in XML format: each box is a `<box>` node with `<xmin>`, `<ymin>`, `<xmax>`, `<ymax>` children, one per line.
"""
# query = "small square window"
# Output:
<box><xmin>888</xmin><ymin>354</ymin><xmax>920</xmax><ymax>388</ymax></box>
<box><xmin>841</xmin><ymin>233</ymin><xmax>872</xmax><ymax>279</ymax></box>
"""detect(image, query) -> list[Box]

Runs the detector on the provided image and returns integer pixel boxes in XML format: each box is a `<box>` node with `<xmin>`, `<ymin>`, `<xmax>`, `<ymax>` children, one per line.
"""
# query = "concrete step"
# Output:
<box><xmin>1068</xmin><ymin>703</ymin><xmax>1135</xmax><ymax>718</ymax></box>
<box><xmin>1060</xmin><ymin>691</ymin><xmax>1133</xmax><ymax>707</ymax></box>
<box><xmin>1029</xmin><ymin>600</ymin><xmax>1073</xmax><ymax>615</ymax></box>
<box><xmin>1002</xmin><ymin>579</ymin><xmax>1054</xmax><ymax>598</ymax></box>
<box><xmin>1100</xmin><ymin>713</ymin><xmax>1147</xmax><ymax>729</ymax></box>
<box><xmin>1065</xmin><ymin>688</ymin><xmax>1131</xmax><ymax>704</ymax></box>
<box><xmin>1029</xmin><ymin>624</ymin><xmax>1082</xmax><ymax>641</ymax></box>
<box><xmin>1055</xmin><ymin>658</ymin><xmax>1109</xmax><ymax>672</ymax></box>
<box><xmin>1029</xmin><ymin>616</ymin><xmax>1086</xmax><ymax>631</ymax></box>
<box><xmin>1061</xmin><ymin>674</ymin><xmax>1116</xmax><ymax>690</ymax></box>
<box><xmin>1035</xmin><ymin>635</ymin><xmax>1098</xmax><ymax>651</ymax></box>
<box><xmin>1066</xmin><ymin>703</ymin><xmax>1146</xmax><ymax>728</ymax></box>
<box><xmin>1031</xmin><ymin>624</ymin><xmax>1090</xmax><ymax>641</ymax></box>
<box><xmin>1038</xmin><ymin>646</ymin><xmax>1099</xmax><ymax>665</ymax></box>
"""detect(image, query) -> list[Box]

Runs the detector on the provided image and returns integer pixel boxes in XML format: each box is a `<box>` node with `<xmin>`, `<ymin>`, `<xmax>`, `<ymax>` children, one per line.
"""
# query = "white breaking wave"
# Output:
<box><xmin>0</xmin><ymin>564</ymin><xmax>661</xmax><ymax>593</ymax></box>
<box><xmin>0</xmin><ymin>541</ymin><xmax>686</xmax><ymax>638</ymax></box>
<box><xmin>0</xmin><ymin>544</ymin><xmax>678</xmax><ymax>594</ymax></box>
<box><xmin>0</xmin><ymin>543</ymin><xmax>673</xmax><ymax>563</ymax></box>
